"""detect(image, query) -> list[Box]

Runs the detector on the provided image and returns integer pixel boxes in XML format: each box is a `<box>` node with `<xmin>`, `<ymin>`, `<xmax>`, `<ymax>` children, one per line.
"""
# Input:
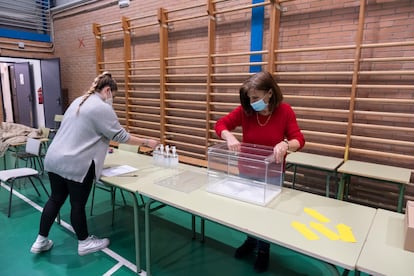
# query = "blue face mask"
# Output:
<box><xmin>250</xmin><ymin>96</ymin><xmax>268</xmax><ymax>112</ymax></box>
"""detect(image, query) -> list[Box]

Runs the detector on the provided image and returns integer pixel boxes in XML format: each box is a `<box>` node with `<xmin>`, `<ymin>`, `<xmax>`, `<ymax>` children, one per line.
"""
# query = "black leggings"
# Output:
<box><xmin>39</xmin><ymin>163</ymin><xmax>95</xmax><ymax>240</ymax></box>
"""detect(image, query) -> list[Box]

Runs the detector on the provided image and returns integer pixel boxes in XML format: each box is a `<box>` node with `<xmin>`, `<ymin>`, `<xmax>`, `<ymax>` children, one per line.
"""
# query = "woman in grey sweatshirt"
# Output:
<box><xmin>30</xmin><ymin>72</ymin><xmax>159</xmax><ymax>256</ymax></box>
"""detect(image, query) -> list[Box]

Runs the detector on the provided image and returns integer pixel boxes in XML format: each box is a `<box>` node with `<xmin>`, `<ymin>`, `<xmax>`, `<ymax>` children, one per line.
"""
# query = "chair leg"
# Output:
<box><xmin>33</xmin><ymin>176</ymin><xmax>50</xmax><ymax>197</ymax></box>
<box><xmin>8</xmin><ymin>181</ymin><xmax>14</xmax><ymax>217</ymax></box>
<box><xmin>28</xmin><ymin>177</ymin><xmax>41</xmax><ymax>197</ymax></box>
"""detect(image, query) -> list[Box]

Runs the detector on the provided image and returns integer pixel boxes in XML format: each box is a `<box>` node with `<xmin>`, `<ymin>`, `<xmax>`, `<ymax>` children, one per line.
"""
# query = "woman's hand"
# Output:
<box><xmin>221</xmin><ymin>130</ymin><xmax>240</xmax><ymax>152</ymax></box>
<box><xmin>145</xmin><ymin>138</ymin><xmax>160</xmax><ymax>149</ymax></box>
<box><xmin>273</xmin><ymin>140</ymin><xmax>289</xmax><ymax>163</ymax></box>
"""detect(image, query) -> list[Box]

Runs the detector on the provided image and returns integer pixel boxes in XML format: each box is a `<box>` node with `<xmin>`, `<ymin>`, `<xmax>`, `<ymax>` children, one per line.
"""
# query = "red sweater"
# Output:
<box><xmin>215</xmin><ymin>103</ymin><xmax>305</xmax><ymax>149</ymax></box>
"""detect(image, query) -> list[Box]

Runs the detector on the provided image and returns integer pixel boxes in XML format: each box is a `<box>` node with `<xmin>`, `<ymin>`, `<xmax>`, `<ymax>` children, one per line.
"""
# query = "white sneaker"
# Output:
<box><xmin>78</xmin><ymin>235</ymin><xmax>110</xmax><ymax>256</ymax></box>
<box><xmin>30</xmin><ymin>235</ymin><xmax>54</xmax><ymax>253</ymax></box>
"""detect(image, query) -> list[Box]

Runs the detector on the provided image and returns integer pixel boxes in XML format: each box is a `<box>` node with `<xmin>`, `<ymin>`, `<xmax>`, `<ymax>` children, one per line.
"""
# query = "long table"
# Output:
<box><xmin>356</xmin><ymin>208</ymin><xmax>414</xmax><ymax>276</ymax></box>
<box><xmin>102</xmin><ymin>149</ymin><xmax>377</xmax><ymax>275</ymax></box>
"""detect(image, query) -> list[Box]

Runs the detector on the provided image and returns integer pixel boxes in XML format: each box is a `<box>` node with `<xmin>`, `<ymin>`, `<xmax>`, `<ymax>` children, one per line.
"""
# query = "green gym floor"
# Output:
<box><xmin>0</xmin><ymin>152</ymin><xmax>366</xmax><ymax>276</ymax></box>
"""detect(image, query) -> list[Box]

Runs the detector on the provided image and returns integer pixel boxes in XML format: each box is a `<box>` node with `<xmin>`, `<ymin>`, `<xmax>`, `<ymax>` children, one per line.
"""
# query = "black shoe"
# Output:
<box><xmin>234</xmin><ymin>241</ymin><xmax>256</xmax><ymax>259</ymax></box>
<box><xmin>254</xmin><ymin>250</ymin><xmax>269</xmax><ymax>273</ymax></box>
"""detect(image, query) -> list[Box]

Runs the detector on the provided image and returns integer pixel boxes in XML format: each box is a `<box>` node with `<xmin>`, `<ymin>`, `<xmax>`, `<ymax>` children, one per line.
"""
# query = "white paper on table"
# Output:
<box><xmin>101</xmin><ymin>165</ymin><xmax>138</xmax><ymax>177</ymax></box>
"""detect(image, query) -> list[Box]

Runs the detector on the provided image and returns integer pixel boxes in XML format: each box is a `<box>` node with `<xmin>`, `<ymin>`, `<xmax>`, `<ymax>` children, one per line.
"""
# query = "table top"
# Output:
<box><xmin>286</xmin><ymin>151</ymin><xmax>344</xmax><ymax>171</ymax></box>
<box><xmin>357</xmin><ymin>209</ymin><xmax>414</xmax><ymax>276</ymax></box>
<box><xmin>102</xmin><ymin>149</ymin><xmax>377</xmax><ymax>270</ymax></box>
<box><xmin>337</xmin><ymin>160</ymin><xmax>412</xmax><ymax>184</ymax></box>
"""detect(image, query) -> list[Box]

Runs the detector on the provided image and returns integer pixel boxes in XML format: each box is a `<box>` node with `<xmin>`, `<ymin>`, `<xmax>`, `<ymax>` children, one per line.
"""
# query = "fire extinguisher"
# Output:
<box><xmin>37</xmin><ymin>87</ymin><xmax>43</xmax><ymax>104</ymax></box>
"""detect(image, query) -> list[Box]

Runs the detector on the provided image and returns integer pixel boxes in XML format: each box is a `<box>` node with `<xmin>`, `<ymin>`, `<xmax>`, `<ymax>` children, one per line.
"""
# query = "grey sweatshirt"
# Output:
<box><xmin>44</xmin><ymin>93</ymin><xmax>130</xmax><ymax>182</ymax></box>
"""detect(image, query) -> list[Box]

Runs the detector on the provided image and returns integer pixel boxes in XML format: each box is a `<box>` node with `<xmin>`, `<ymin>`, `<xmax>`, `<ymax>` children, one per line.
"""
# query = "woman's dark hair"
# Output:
<box><xmin>239</xmin><ymin>71</ymin><xmax>283</xmax><ymax>116</ymax></box>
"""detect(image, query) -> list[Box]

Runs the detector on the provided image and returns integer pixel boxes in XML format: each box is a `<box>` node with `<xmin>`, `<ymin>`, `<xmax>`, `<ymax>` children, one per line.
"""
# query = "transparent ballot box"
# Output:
<box><xmin>207</xmin><ymin>143</ymin><xmax>283</xmax><ymax>206</ymax></box>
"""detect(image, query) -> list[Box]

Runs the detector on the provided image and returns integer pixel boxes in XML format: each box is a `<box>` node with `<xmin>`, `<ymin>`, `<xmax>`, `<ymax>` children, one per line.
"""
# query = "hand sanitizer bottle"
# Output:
<box><xmin>171</xmin><ymin>146</ymin><xmax>179</xmax><ymax>168</ymax></box>
<box><xmin>158</xmin><ymin>144</ymin><xmax>164</xmax><ymax>167</ymax></box>
<box><xmin>164</xmin><ymin>145</ymin><xmax>170</xmax><ymax>167</ymax></box>
<box><xmin>153</xmin><ymin>145</ymin><xmax>161</xmax><ymax>165</ymax></box>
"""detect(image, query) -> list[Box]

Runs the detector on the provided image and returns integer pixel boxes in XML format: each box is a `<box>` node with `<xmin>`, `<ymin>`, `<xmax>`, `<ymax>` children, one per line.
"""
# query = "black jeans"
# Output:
<box><xmin>38</xmin><ymin>162</ymin><xmax>95</xmax><ymax>240</ymax></box>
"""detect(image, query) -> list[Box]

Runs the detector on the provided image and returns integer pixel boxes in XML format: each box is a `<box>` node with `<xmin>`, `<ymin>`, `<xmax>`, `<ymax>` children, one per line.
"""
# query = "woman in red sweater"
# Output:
<box><xmin>215</xmin><ymin>71</ymin><xmax>305</xmax><ymax>273</ymax></box>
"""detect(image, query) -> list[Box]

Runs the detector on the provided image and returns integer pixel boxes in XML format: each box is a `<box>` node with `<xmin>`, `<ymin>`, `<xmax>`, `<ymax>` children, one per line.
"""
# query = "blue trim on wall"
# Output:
<box><xmin>249</xmin><ymin>0</ymin><xmax>265</xmax><ymax>73</ymax></box>
<box><xmin>0</xmin><ymin>28</ymin><xmax>51</xmax><ymax>42</ymax></box>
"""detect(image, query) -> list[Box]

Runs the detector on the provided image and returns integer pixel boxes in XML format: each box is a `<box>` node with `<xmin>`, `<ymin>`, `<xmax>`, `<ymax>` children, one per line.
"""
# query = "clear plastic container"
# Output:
<box><xmin>207</xmin><ymin>142</ymin><xmax>283</xmax><ymax>206</ymax></box>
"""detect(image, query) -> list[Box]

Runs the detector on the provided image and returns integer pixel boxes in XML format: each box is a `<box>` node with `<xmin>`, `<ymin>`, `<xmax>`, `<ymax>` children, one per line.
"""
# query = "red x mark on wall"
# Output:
<box><xmin>78</xmin><ymin>38</ymin><xmax>85</xmax><ymax>48</ymax></box>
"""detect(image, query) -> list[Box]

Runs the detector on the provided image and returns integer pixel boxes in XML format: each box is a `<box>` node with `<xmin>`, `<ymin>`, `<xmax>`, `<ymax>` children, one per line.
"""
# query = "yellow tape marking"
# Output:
<box><xmin>304</xmin><ymin>208</ymin><xmax>330</xmax><ymax>223</ymax></box>
<box><xmin>337</xmin><ymin>223</ymin><xmax>356</xmax><ymax>243</ymax></box>
<box><xmin>291</xmin><ymin>221</ymin><xmax>319</xmax><ymax>240</ymax></box>
<box><xmin>309</xmin><ymin>222</ymin><xmax>340</xmax><ymax>240</ymax></box>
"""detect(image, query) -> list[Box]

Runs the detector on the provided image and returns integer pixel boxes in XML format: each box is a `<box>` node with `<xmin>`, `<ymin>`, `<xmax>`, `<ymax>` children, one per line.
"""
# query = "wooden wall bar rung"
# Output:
<box><xmin>359</xmin><ymin>70</ymin><xmax>414</xmax><ymax>75</ymax></box>
<box><xmin>128</xmin><ymin>74</ymin><xmax>160</xmax><ymax>78</ymax></box>
<box><xmin>293</xmin><ymin>107</ymin><xmax>349</xmax><ymax>114</ymax></box>
<box><xmin>98</xmin><ymin>60</ymin><xmax>124</xmax><ymax>65</ymax></box>
<box><xmin>302</xmin><ymin>130</ymin><xmax>345</xmax><ymax>139</ymax></box>
<box><xmin>352</xmin><ymin>123</ymin><xmax>414</xmax><ymax>132</ymax></box>
<box><xmin>275</xmin><ymin>71</ymin><xmax>353</xmax><ymax>76</ymax></box>
<box><xmin>130</xmin><ymin>58</ymin><xmax>160</xmax><ymax>62</ymax></box>
<box><xmin>362</xmin><ymin>40</ymin><xmax>414</xmax><ymax>48</ymax></box>
<box><xmin>276</xmin><ymin>59</ymin><xmax>354</xmax><ymax>64</ymax></box>
<box><xmin>166</xmin><ymin>74</ymin><xmax>207</xmax><ymax>77</ymax></box>
<box><xmin>360</xmin><ymin>56</ymin><xmax>414</xmax><ymax>62</ymax></box>
<box><xmin>211</xmin><ymin>72</ymin><xmax>253</xmax><ymax>77</ymax></box>
<box><xmin>165</xmin><ymin>54</ymin><xmax>207</xmax><ymax>60</ymax></box>
<box><xmin>165</xmin><ymin>116</ymin><xmax>205</xmax><ymax>123</ymax></box>
<box><xmin>210</xmin><ymin>93</ymin><xmax>238</xmax><ymax>97</ymax></box>
<box><xmin>213</xmin><ymin>1</ymin><xmax>271</xmax><ymax>15</ymax></box>
<box><xmin>129</xmin><ymin>68</ymin><xmax>160</xmax><ymax>72</ymax></box>
<box><xmin>354</xmin><ymin>110</ymin><xmax>414</xmax><ymax>118</ymax></box>
<box><xmin>129</xmin><ymin>112</ymin><xmax>159</xmax><ymax>119</ymax></box>
<box><xmin>286</xmin><ymin>95</ymin><xmax>349</xmax><ymax>101</ymax></box>
<box><xmin>166</xmin><ymin>65</ymin><xmax>208</xmax><ymax>69</ymax></box>
<box><xmin>210</xmin><ymin>83</ymin><xmax>242</xmax><ymax>87</ymax></box>
<box><xmin>97</xmin><ymin>28</ymin><xmax>123</xmax><ymax>35</ymax></box>
<box><xmin>302</xmin><ymin>142</ymin><xmax>345</xmax><ymax>152</ymax></box>
<box><xmin>126</xmin><ymin>98</ymin><xmax>158</xmax><ymax>103</ymax></box>
<box><xmin>165</xmin><ymin>99</ymin><xmax>207</xmax><ymax>105</ymax></box>
<box><xmin>298</xmin><ymin>118</ymin><xmax>348</xmax><ymax>127</ymax></box>
<box><xmin>212</xmin><ymin>50</ymin><xmax>267</xmax><ymax>57</ymax></box>
<box><xmin>127</xmin><ymin>13</ymin><xmax>157</xmax><ymax>22</ymax></box>
<box><xmin>166</xmin><ymin>13</ymin><xmax>208</xmax><ymax>23</ymax></box>
<box><xmin>350</xmin><ymin>148</ymin><xmax>414</xmax><ymax>162</ymax></box>
<box><xmin>166</xmin><ymin>2</ymin><xmax>206</xmax><ymax>13</ymax></box>
<box><xmin>97</xmin><ymin>20</ymin><xmax>121</xmax><ymax>28</ymax></box>
<box><xmin>128</xmin><ymin>126</ymin><xmax>159</xmax><ymax>134</ymax></box>
<box><xmin>129</xmin><ymin>82</ymin><xmax>161</xmax><ymax>86</ymax></box>
<box><xmin>164</xmin><ymin>132</ymin><xmax>206</xmax><ymax>143</ymax></box>
<box><xmin>165</xmin><ymin>83</ymin><xmax>207</xmax><ymax>86</ymax></box>
<box><xmin>165</xmin><ymin>107</ymin><xmax>205</xmax><ymax>114</ymax></box>
<box><xmin>279</xmin><ymin>83</ymin><xmax>352</xmax><ymax>88</ymax></box>
<box><xmin>165</xmin><ymin>124</ymin><xmax>204</xmax><ymax>133</ymax></box>
<box><xmin>351</xmin><ymin>135</ymin><xmax>414</xmax><ymax>147</ymax></box>
<box><xmin>357</xmin><ymin>84</ymin><xmax>414</xmax><ymax>89</ymax></box>
<box><xmin>275</xmin><ymin>44</ymin><xmax>355</xmax><ymax>53</ymax></box>
<box><xmin>166</xmin><ymin>91</ymin><xmax>206</xmax><ymax>95</ymax></box>
<box><xmin>213</xmin><ymin>61</ymin><xmax>267</xmax><ymax>67</ymax></box>
<box><xmin>128</xmin><ymin>105</ymin><xmax>159</xmax><ymax>111</ymax></box>
<box><xmin>129</xmin><ymin>91</ymin><xmax>160</xmax><ymax>95</ymax></box>
<box><xmin>356</xmin><ymin>98</ymin><xmax>414</xmax><ymax>104</ymax></box>
<box><xmin>129</xmin><ymin>22</ymin><xmax>159</xmax><ymax>30</ymax></box>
